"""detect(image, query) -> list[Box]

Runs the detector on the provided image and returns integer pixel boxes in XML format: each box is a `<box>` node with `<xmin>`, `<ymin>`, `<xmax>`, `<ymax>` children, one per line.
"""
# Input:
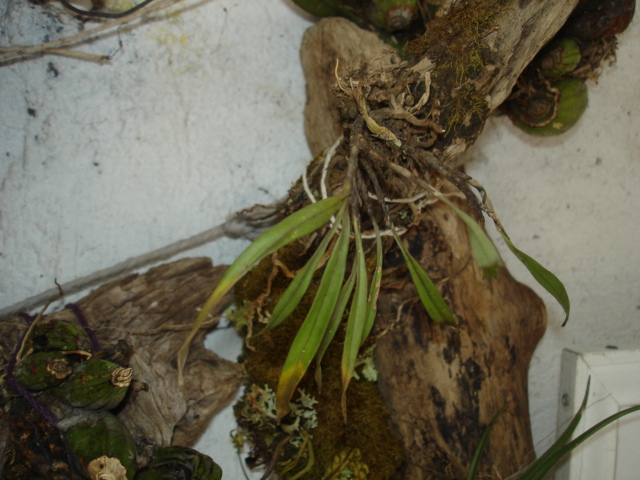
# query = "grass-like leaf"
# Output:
<box><xmin>341</xmin><ymin>219</ymin><xmax>370</xmax><ymax>419</ymax></box>
<box><xmin>540</xmin><ymin>404</ymin><xmax>640</xmax><ymax>477</ymax></box>
<box><xmin>438</xmin><ymin>196</ymin><xmax>504</xmax><ymax>279</ymax></box>
<box><xmin>501</xmin><ymin>233</ymin><xmax>570</xmax><ymax>325</ymax></box>
<box><xmin>275</xmin><ymin>212</ymin><xmax>351</xmax><ymax>420</ymax></box>
<box><xmin>261</xmin><ymin>203</ymin><xmax>347</xmax><ymax>334</ymax></box>
<box><xmin>392</xmin><ymin>227</ymin><xmax>457</xmax><ymax>326</ymax></box>
<box><xmin>362</xmin><ymin>224</ymin><xmax>383</xmax><ymax>344</ymax></box>
<box><xmin>177</xmin><ymin>195</ymin><xmax>347</xmax><ymax>383</ymax></box>
<box><xmin>519</xmin><ymin>378</ymin><xmax>592</xmax><ymax>480</ymax></box>
<box><xmin>315</xmin><ymin>265</ymin><xmax>355</xmax><ymax>392</ymax></box>
<box><xmin>466</xmin><ymin>405</ymin><xmax>506</xmax><ymax>480</ymax></box>
<box><xmin>518</xmin><ymin>378</ymin><xmax>640</xmax><ymax>480</ymax></box>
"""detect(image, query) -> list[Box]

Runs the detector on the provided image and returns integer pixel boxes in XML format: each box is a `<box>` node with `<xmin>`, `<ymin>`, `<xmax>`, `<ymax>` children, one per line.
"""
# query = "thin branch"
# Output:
<box><xmin>0</xmin><ymin>0</ymin><xmax>179</xmax><ymax>64</ymax></box>
<box><xmin>0</xmin><ymin>206</ymin><xmax>281</xmax><ymax>318</ymax></box>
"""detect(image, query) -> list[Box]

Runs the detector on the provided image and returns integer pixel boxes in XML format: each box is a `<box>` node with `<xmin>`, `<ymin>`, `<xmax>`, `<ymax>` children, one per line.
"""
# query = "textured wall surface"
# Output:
<box><xmin>1</xmin><ymin>0</ymin><xmax>639</xmax><ymax>477</ymax></box>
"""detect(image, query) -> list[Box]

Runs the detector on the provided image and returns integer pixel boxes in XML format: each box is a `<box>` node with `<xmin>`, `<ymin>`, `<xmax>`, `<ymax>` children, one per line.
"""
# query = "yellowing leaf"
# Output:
<box><xmin>275</xmin><ymin>212</ymin><xmax>351</xmax><ymax>420</ymax></box>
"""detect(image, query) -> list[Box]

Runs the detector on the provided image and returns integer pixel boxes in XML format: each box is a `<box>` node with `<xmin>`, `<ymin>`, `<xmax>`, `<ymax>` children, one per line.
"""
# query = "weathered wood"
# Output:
<box><xmin>299</xmin><ymin>6</ymin><xmax>557</xmax><ymax>477</ymax></box>
<box><xmin>374</xmin><ymin>193</ymin><xmax>546</xmax><ymax>479</ymax></box>
<box><xmin>301</xmin><ymin>0</ymin><xmax>579</xmax><ymax>159</ymax></box>
<box><xmin>0</xmin><ymin>258</ymin><xmax>242</xmax><ymax>465</ymax></box>
<box><xmin>301</xmin><ymin>17</ymin><xmax>395</xmax><ymax>157</ymax></box>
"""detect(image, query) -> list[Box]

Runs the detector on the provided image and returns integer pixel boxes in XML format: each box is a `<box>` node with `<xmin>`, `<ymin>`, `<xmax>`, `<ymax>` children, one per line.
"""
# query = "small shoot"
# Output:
<box><xmin>261</xmin><ymin>202</ymin><xmax>347</xmax><ymax>334</ymax></box>
<box><xmin>177</xmin><ymin>194</ymin><xmax>347</xmax><ymax>383</ymax></box>
<box><xmin>315</xmin><ymin>266</ymin><xmax>356</xmax><ymax>392</ymax></box>
<box><xmin>519</xmin><ymin>378</ymin><xmax>640</xmax><ymax>480</ymax></box>
<box><xmin>362</xmin><ymin>221</ymin><xmax>383</xmax><ymax>343</ymax></box>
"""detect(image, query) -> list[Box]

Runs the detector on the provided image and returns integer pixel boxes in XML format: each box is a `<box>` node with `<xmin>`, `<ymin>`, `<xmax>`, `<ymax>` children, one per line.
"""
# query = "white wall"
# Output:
<box><xmin>1</xmin><ymin>0</ymin><xmax>639</xmax><ymax>477</ymax></box>
<box><xmin>465</xmin><ymin>17</ymin><xmax>640</xmax><ymax>457</ymax></box>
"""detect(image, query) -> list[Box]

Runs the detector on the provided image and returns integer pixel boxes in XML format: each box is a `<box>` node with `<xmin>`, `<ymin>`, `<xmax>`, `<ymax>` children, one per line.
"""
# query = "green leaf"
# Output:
<box><xmin>466</xmin><ymin>405</ymin><xmax>506</xmax><ymax>480</ymax></box>
<box><xmin>438</xmin><ymin>196</ymin><xmax>504</xmax><ymax>278</ymax></box>
<box><xmin>392</xmin><ymin>227</ymin><xmax>457</xmax><ymax>326</ymax></box>
<box><xmin>519</xmin><ymin>378</ymin><xmax>640</xmax><ymax>480</ymax></box>
<box><xmin>501</xmin><ymin>233</ymin><xmax>570</xmax><ymax>325</ymax></box>
<box><xmin>276</xmin><ymin>211</ymin><xmax>351</xmax><ymax>420</ymax></box>
<box><xmin>341</xmin><ymin>219</ymin><xmax>370</xmax><ymax>419</ymax></box>
<box><xmin>362</xmin><ymin>225</ymin><xmax>383</xmax><ymax>344</ymax></box>
<box><xmin>261</xmin><ymin>203</ymin><xmax>347</xmax><ymax>334</ymax></box>
<box><xmin>550</xmin><ymin>405</ymin><xmax>640</xmax><ymax>471</ymax></box>
<box><xmin>519</xmin><ymin>378</ymin><xmax>591</xmax><ymax>480</ymax></box>
<box><xmin>315</xmin><ymin>264</ymin><xmax>355</xmax><ymax>392</ymax></box>
<box><xmin>177</xmin><ymin>195</ymin><xmax>346</xmax><ymax>383</ymax></box>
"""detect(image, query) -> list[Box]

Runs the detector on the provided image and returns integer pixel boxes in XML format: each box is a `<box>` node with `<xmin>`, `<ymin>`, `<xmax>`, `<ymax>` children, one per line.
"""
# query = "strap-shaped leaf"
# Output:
<box><xmin>362</xmin><ymin>225</ymin><xmax>383</xmax><ymax>345</ymax></box>
<box><xmin>275</xmin><ymin>212</ymin><xmax>351</xmax><ymax>420</ymax></box>
<box><xmin>341</xmin><ymin>219</ymin><xmax>369</xmax><ymax>419</ymax></box>
<box><xmin>177</xmin><ymin>195</ymin><xmax>346</xmax><ymax>383</ymax></box>
<box><xmin>392</xmin><ymin>227</ymin><xmax>457</xmax><ymax>326</ymax></box>
<box><xmin>466</xmin><ymin>405</ymin><xmax>506</xmax><ymax>480</ymax></box>
<box><xmin>438</xmin><ymin>196</ymin><xmax>504</xmax><ymax>278</ymax></box>
<box><xmin>315</xmin><ymin>264</ymin><xmax>355</xmax><ymax>392</ymax></box>
<box><xmin>261</xmin><ymin>203</ymin><xmax>347</xmax><ymax>334</ymax></box>
<box><xmin>518</xmin><ymin>378</ymin><xmax>639</xmax><ymax>480</ymax></box>
<box><xmin>501</xmin><ymin>233</ymin><xmax>570</xmax><ymax>325</ymax></box>
<box><xmin>534</xmin><ymin>404</ymin><xmax>640</xmax><ymax>479</ymax></box>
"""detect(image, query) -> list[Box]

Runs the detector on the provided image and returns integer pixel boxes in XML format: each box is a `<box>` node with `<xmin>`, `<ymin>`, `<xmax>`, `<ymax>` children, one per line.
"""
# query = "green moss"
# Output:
<box><xmin>406</xmin><ymin>0</ymin><xmax>510</xmax><ymax>135</ymax></box>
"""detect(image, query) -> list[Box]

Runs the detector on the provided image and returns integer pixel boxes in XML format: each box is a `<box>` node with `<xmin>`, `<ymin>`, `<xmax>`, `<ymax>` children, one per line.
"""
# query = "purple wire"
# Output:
<box><xmin>66</xmin><ymin>303</ymin><xmax>101</xmax><ymax>353</ymax></box>
<box><xmin>8</xmin><ymin>311</ymin><xmax>76</xmax><ymax>470</ymax></box>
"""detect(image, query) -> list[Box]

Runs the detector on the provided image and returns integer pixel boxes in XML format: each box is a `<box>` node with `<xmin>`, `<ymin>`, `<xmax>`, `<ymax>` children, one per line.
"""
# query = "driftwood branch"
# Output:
<box><xmin>295</xmin><ymin>1</ymin><xmax>576</xmax><ymax>477</ymax></box>
<box><xmin>0</xmin><ymin>258</ymin><xmax>242</xmax><ymax>467</ymax></box>
<box><xmin>374</xmin><ymin>196</ymin><xmax>546</xmax><ymax>479</ymax></box>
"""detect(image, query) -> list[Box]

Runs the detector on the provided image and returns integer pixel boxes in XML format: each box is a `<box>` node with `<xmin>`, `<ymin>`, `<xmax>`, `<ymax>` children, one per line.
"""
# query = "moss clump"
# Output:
<box><xmin>406</xmin><ymin>0</ymin><xmax>510</xmax><ymax>136</ymax></box>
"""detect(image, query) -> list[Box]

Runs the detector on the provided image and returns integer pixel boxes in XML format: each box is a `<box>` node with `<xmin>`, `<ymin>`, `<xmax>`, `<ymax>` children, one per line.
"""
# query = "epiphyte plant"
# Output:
<box><xmin>175</xmin><ymin>0</ymin><xmax>583</xmax><ymax>425</ymax></box>
<box><xmin>178</xmin><ymin>137</ymin><xmax>569</xmax><ymax>422</ymax></box>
